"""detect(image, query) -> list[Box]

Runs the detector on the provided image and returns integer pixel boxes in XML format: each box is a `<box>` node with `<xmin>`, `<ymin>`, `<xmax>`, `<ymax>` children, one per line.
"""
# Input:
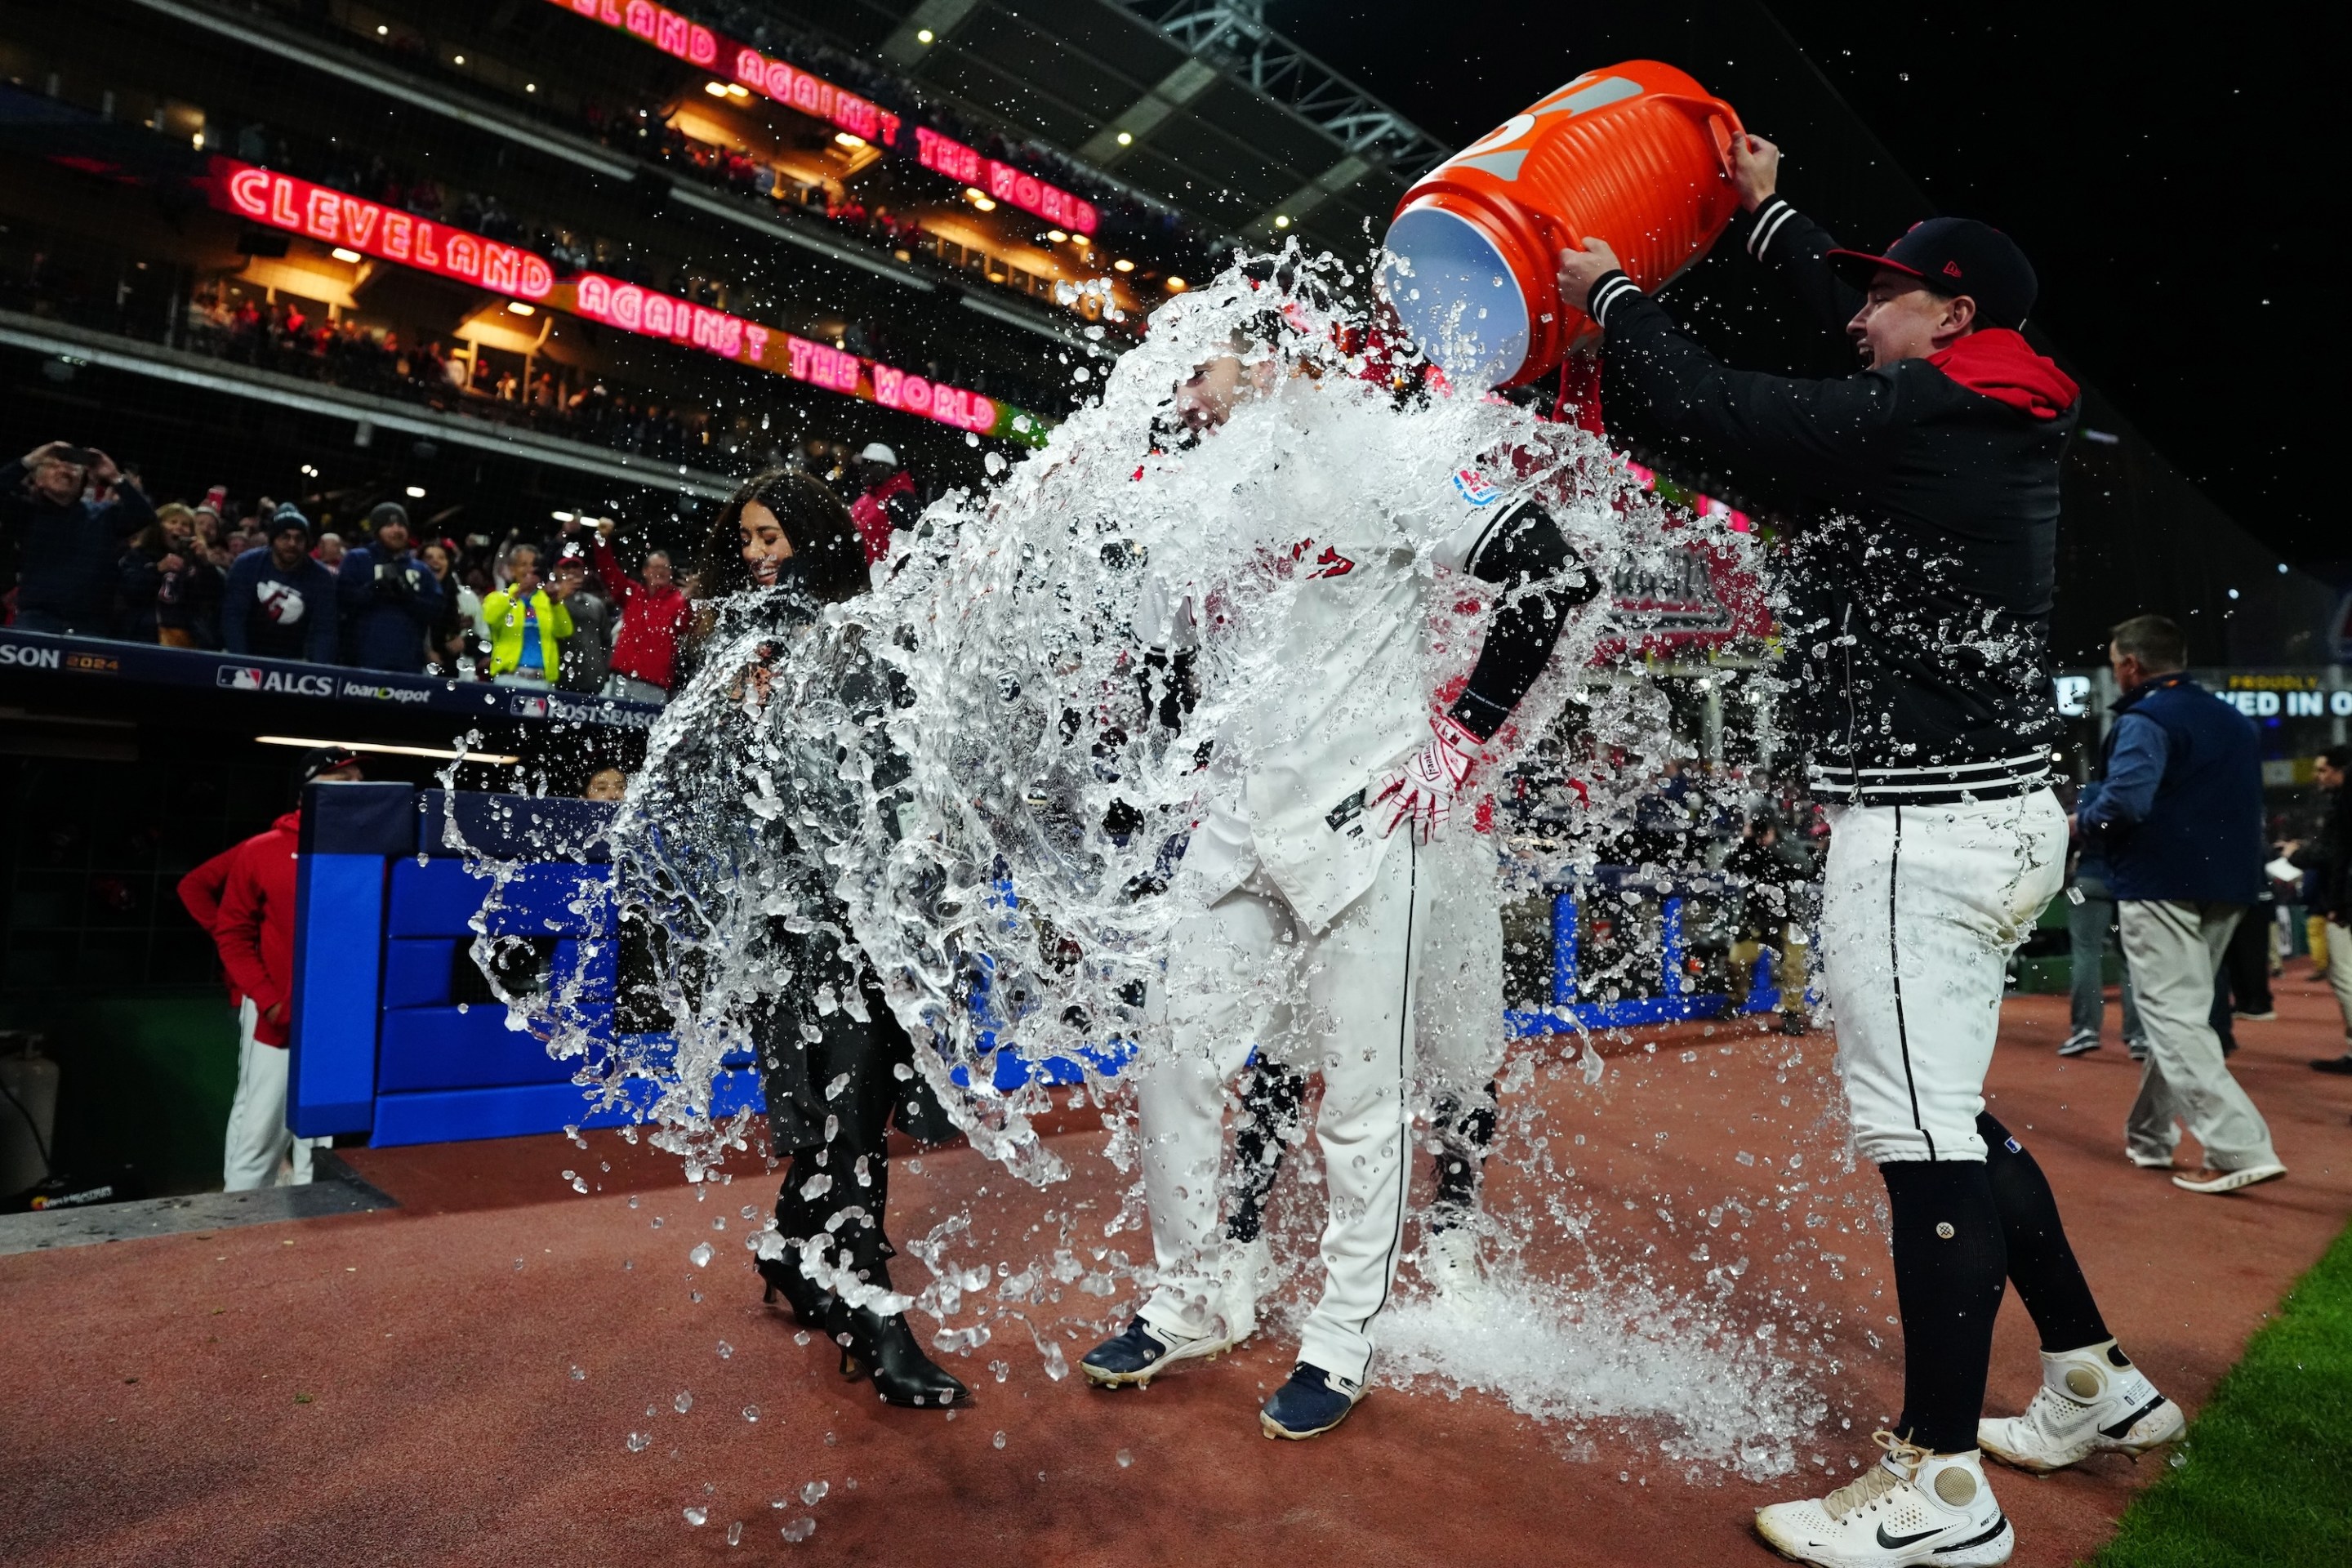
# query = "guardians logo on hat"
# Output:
<box><xmin>1826</xmin><ymin>217</ymin><xmax>2038</xmax><ymax>331</ymax></box>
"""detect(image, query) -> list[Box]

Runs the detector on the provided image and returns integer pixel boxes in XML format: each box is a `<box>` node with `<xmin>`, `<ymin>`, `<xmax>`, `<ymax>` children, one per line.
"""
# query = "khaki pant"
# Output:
<box><xmin>1731</xmin><ymin>922</ymin><xmax>1810</xmax><ymax>1013</ymax></box>
<box><xmin>223</xmin><ymin>998</ymin><xmax>318</xmax><ymax>1192</ymax></box>
<box><xmin>2119</xmin><ymin>901</ymin><xmax>2279</xmax><ymax>1172</ymax></box>
<box><xmin>2323</xmin><ymin>919</ymin><xmax>2352</xmax><ymax>1044</ymax></box>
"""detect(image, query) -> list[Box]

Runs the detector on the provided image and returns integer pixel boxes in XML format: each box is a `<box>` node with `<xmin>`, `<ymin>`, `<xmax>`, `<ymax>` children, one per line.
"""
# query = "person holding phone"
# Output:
<box><xmin>2</xmin><ymin>439</ymin><xmax>155</xmax><ymax>636</ymax></box>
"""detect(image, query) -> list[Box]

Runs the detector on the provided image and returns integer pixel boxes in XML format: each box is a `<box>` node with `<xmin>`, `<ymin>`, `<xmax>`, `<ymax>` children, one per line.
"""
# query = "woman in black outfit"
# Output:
<box><xmin>686</xmin><ymin>468</ymin><xmax>969</xmax><ymax>1410</ymax></box>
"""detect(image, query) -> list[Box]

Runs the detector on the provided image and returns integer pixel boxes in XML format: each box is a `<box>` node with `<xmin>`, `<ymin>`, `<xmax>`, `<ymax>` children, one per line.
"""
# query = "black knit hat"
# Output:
<box><xmin>268</xmin><ymin>501</ymin><xmax>312</xmax><ymax>540</ymax></box>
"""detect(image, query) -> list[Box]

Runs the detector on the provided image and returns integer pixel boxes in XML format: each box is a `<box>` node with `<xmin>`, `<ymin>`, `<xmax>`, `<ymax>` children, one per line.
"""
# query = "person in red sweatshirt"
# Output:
<box><xmin>590</xmin><ymin>519</ymin><xmax>692</xmax><ymax>705</ymax></box>
<box><xmin>178</xmin><ymin>746</ymin><xmax>361</xmax><ymax>1190</ymax></box>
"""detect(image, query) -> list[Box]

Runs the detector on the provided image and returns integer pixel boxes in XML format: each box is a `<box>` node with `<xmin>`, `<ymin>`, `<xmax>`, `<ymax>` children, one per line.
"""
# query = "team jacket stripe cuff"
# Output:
<box><xmin>1747</xmin><ymin>198</ymin><xmax>1798</xmax><ymax>260</ymax></box>
<box><xmin>1587</xmin><ymin>272</ymin><xmax>1641</xmax><ymax>328</ymax></box>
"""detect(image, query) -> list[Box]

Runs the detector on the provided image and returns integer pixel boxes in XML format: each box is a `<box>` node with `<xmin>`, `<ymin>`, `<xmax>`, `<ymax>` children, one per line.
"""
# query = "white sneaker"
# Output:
<box><xmin>1754</xmin><ymin>1433</ymin><xmax>2011</xmax><ymax>1567</ymax></box>
<box><xmin>1218</xmin><ymin>1233</ymin><xmax>1276</xmax><ymax>1343</ymax></box>
<box><xmin>1419</xmin><ymin>1223</ymin><xmax>1493</xmax><ymax>1302</ymax></box>
<box><xmin>1980</xmin><ymin>1343</ymin><xmax>2182</xmax><ymax>1472</ymax></box>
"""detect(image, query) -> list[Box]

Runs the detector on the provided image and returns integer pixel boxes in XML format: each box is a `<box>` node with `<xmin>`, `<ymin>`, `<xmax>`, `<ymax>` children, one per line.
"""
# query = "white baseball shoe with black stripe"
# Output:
<box><xmin>1978</xmin><ymin>1342</ymin><xmax>2184</xmax><ymax>1473</ymax></box>
<box><xmin>1754</xmin><ymin>1433</ymin><xmax>2011</xmax><ymax>1567</ymax></box>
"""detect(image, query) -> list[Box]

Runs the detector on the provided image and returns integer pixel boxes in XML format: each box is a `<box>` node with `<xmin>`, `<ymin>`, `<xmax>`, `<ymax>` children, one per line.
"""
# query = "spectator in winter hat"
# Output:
<box><xmin>338</xmin><ymin>507</ymin><xmax>441</xmax><ymax>671</ymax></box>
<box><xmin>221</xmin><ymin>505</ymin><xmax>338</xmax><ymax>662</ymax></box>
<box><xmin>314</xmin><ymin>532</ymin><xmax>345</xmax><ymax>569</ymax></box>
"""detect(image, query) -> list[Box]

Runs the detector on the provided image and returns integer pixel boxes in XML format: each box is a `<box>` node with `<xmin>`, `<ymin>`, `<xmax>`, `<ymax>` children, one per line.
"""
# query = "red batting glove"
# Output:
<box><xmin>1372</xmin><ymin>712</ymin><xmax>1481</xmax><ymax>843</ymax></box>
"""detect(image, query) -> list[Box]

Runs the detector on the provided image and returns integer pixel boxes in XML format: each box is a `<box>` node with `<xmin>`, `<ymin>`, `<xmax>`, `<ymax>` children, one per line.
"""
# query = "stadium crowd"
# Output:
<box><xmin>0</xmin><ymin>432</ymin><xmax>932</xmax><ymax>705</ymax></box>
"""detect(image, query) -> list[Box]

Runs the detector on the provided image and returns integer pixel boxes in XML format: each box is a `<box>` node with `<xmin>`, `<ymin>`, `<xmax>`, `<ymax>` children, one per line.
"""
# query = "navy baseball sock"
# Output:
<box><xmin>1882</xmin><ymin>1159</ymin><xmax>2007</xmax><ymax>1454</ymax></box>
<box><xmin>1978</xmin><ymin>1112</ymin><xmax>2112</xmax><ymax>1352</ymax></box>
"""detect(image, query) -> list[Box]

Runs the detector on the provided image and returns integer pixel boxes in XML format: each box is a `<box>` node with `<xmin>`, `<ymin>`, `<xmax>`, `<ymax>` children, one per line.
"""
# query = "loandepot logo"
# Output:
<box><xmin>0</xmin><ymin>643</ymin><xmax>62</xmax><ymax>670</ymax></box>
<box><xmin>341</xmin><ymin>680</ymin><xmax>431</xmax><ymax>704</ymax></box>
<box><xmin>218</xmin><ymin>665</ymin><xmax>336</xmax><ymax>697</ymax></box>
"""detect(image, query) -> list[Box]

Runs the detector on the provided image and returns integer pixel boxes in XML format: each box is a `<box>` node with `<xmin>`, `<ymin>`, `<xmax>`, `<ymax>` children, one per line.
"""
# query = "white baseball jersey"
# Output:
<box><xmin>1137</xmin><ymin>392</ymin><xmax>1530</xmax><ymax>930</ymax></box>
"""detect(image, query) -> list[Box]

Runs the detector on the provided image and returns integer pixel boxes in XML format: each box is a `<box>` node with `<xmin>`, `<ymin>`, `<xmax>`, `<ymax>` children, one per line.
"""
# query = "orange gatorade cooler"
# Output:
<box><xmin>1382</xmin><ymin>61</ymin><xmax>1744</xmax><ymax>389</ymax></box>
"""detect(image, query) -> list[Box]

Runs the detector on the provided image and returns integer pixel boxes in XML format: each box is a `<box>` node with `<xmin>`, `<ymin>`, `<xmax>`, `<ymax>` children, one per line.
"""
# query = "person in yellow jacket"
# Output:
<box><xmin>482</xmin><ymin>542</ymin><xmax>575</xmax><ymax>686</ymax></box>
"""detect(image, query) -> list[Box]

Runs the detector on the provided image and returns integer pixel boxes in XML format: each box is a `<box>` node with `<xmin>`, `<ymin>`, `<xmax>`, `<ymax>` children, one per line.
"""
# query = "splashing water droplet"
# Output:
<box><xmin>674</xmin><ymin>1390</ymin><xmax>694</xmax><ymax>1414</ymax></box>
<box><xmin>742</xmin><ymin>1405</ymin><xmax>760</xmax><ymax>1423</ymax></box>
<box><xmin>626</xmin><ymin>1432</ymin><xmax>650</xmax><ymax>1453</ymax></box>
<box><xmin>781</xmin><ymin>1518</ymin><xmax>816</xmax><ymax>1543</ymax></box>
<box><xmin>716</xmin><ymin>1340</ymin><xmax>733</xmax><ymax>1359</ymax></box>
<box><xmin>727</xmin><ymin>1521</ymin><xmax>743</xmax><ymax>1546</ymax></box>
<box><xmin>568</xmin><ymin>1365</ymin><xmax>585</xmax><ymax>1381</ymax></box>
<box><xmin>800</xmin><ymin>1480</ymin><xmax>828</xmax><ymax>1505</ymax></box>
<box><xmin>684</xmin><ymin>1507</ymin><xmax>708</xmax><ymax>1526</ymax></box>
<box><xmin>689</xmin><ymin>1243</ymin><xmax>714</xmax><ymax>1268</ymax></box>
<box><xmin>992</xmin><ymin>1430</ymin><xmax>1007</xmax><ymax>1450</ymax></box>
<box><xmin>1116</xmin><ymin>1449</ymin><xmax>1133</xmax><ymax>1468</ymax></box>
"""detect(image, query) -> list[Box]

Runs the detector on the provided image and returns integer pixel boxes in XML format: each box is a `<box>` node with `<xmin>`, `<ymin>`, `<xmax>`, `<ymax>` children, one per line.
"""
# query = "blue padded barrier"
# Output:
<box><xmin>382</xmin><ymin>937</ymin><xmax>615</xmax><ymax>1008</ymax></box>
<box><xmin>415</xmin><ymin>788</ymin><xmax>614</xmax><ymax>861</ymax></box>
<box><xmin>370</xmin><ymin>1066</ymin><xmax>764</xmax><ymax>1148</ymax></box>
<box><xmin>287</xmin><ymin>782</ymin><xmax>414</xmax><ymax>1138</ymax></box>
<box><xmin>386</xmin><ymin>858</ymin><xmax>612</xmax><ymax>938</ymax></box>
<box><xmin>376</xmin><ymin>1007</ymin><xmax>603</xmax><ymax>1092</ymax></box>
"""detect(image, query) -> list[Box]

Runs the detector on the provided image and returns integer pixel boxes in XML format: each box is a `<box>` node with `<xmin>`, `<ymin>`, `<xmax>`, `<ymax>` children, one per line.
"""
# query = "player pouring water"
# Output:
<box><xmin>1556</xmin><ymin>133</ymin><xmax>2185</xmax><ymax>1568</ymax></box>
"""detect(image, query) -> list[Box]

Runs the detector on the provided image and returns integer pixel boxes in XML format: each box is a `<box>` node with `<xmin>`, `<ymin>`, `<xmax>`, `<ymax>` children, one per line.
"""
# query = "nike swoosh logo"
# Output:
<box><xmin>1876</xmin><ymin>1524</ymin><xmax>1944</xmax><ymax>1549</ymax></box>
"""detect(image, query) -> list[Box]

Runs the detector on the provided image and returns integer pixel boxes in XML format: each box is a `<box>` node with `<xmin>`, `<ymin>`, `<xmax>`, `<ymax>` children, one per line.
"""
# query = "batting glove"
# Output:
<box><xmin>1372</xmin><ymin>712</ymin><xmax>1481</xmax><ymax>843</ymax></box>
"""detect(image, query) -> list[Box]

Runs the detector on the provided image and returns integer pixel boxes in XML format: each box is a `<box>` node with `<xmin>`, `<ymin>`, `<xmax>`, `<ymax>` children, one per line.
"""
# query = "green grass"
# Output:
<box><xmin>2087</xmin><ymin>1217</ymin><xmax>2352</xmax><ymax>1567</ymax></box>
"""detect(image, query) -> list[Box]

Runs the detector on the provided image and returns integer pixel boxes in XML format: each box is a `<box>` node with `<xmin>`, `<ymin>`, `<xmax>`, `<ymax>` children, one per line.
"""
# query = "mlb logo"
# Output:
<box><xmin>1451</xmin><ymin>469</ymin><xmax>1499</xmax><ymax>506</ymax></box>
<box><xmin>510</xmin><ymin>693</ymin><xmax>550</xmax><ymax>719</ymax></box>
<box><xmin>218</xmin><ymin>666</ymin><xmax>264</xmax><ymax>691</ymax></box>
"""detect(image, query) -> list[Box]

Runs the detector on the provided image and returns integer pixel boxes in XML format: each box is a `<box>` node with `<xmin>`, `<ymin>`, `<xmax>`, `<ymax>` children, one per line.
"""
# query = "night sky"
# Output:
<box><xmin>1277</xmin><ymin>2</ymin><xmax>2328</xmax><ymax>573</ymax></box>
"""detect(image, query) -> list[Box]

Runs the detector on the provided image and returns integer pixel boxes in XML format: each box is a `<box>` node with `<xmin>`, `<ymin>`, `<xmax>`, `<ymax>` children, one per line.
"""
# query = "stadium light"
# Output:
<box><xmin>1113</xmin><ymin>258</ymin><xmax>1134</xmax><ymax>272</ymax></box>
<box><xmin>332</xmin><ymin>247</ymin><xmax>363</xmax><ymax>263</ymax></box>
<box><xmin>726</xmin><ymin>83</ymin><xmax>749</xmax><ymax>99</ymax></box>
<box><xmin>405</xmin><ymin>485</ymin><xmax>427</xmax><ymax>499</ymax></box>
<box><xmin>1116</xmin><ymin>131</ymin><xmax>1133</xmax><ymax>146</ymax></box>
<box><xmin>506</xmin><ymin>301</ymin><xmax>535</xmax><ymax>315</ymax></box>
<box><xmin>704</xmin><ymin>81</ymin><xmax>730</xmax><ymax>97</ymax></box>
<box><xmin>916</xmin><ymin>28</ymin><xmax>934</xmax><ymax>43</ymax></box>
<box><xmin>550</xmin><ymin>510</ymin><xmax>576</xmax><ymax>523</ymax></box>
<box><xmin>1046</xmin><ymin>229</ymin><xmax>1068</xmax><ymax>243</ymax></box>
<box><xmin>257</xmin><ymin>736</ymin><xmax>522</xmax><ymax>766</ymax></box>
<box><xmin>835</xmin><ymin>131</ymin><xmax>867</xmax><ymax>149</ymax></box>
<box><xmin>1273</xmin><ymin>215</ymin><xmax>1290</xmax><ymax>229</ymax></box>
<box><xmin>1165</xmin><ymin>277</ymin><xmax>1187</xmax><ymax>292</ymax></box>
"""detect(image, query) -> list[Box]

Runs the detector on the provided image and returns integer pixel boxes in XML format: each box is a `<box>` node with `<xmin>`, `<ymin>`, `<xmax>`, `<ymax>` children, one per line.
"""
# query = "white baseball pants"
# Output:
<box><xmin>1817</xmin><ymin>790</ymin><xmax>2066</xmax><ymax>1165</ymax></box>
<box><xmin>1137</xmin><ymin>831</ymin><xmax>1431</xmax><ymax>1385</ymax></box>
<box><xmin>222</xmin><ymin>998</ymin><xmax>318</xmax><ymax>1192</ymax></box>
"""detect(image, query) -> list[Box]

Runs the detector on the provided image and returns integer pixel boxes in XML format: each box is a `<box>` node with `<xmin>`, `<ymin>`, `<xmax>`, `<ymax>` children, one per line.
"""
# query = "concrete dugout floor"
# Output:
<box><xmin>3</xmin><ymin>978</ymin><xmax>2347</xmax><ymax>1568</ymax></box>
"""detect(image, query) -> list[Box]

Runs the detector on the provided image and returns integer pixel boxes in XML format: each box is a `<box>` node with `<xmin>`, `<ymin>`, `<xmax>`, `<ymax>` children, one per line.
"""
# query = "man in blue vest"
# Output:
<box><xmin>2078</xmin><ymin>613</ymin><xmax>2285</xmax><ymax>1195</ymax></box>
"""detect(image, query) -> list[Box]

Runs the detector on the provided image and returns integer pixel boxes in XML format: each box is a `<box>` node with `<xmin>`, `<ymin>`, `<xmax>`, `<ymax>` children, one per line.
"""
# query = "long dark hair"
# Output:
<box><xmin>695</xmin><ymin>469</ymin><xmax>867</xmax><ymax>604</ymax></box>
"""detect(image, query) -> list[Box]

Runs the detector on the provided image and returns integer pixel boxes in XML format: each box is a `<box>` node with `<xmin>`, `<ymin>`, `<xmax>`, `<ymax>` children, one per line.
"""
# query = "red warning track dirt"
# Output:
<box><xmin>3</xmin><ymin>980</ymin><xmax>2346</xmax><ymax>1568</ymax></box>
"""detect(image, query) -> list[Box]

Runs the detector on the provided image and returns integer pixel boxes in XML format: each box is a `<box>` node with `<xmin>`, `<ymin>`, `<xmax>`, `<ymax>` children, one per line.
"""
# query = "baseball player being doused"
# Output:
<box><xmin>1075</xmin><ymin>310</ymin><xmax>1601</xmax><ymax>1440</ymax></box>
<box><xmin>1559</xmin><ymin>134</ymin><xmax>2185</xmax><ymax>1567</ymax></box>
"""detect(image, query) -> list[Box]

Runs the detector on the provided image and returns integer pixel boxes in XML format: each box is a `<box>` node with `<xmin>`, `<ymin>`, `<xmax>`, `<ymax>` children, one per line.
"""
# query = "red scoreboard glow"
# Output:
<box><xmin>207</xmin><ymin>158</ymin><xmax>1031</xmax><ymax>443</ymax></box>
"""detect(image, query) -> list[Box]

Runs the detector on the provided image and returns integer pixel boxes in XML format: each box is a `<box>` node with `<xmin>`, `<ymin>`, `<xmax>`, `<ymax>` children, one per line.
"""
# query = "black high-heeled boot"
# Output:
<box><xmin>839</xmin><ymin>1307</ymin><xmax>973</xmax><ymax>1409</ymax></box>
<box><xmin>755</xmin><ymin>1252</ymin><xmax>840</xmax><ymax>1331</ymax></box>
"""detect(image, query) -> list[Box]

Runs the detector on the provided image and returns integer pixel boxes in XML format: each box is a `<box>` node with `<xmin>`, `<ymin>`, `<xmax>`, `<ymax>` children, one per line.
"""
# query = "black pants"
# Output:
<box><xmin>1881</xmin><ymin>1112</ymin><xmax>2112</xmax><ymax>1452</ymax></box>
<box><xmin>760</xmin><ymin>972</ymin><xmax>927</xmax><ymax>1289</ymax></box>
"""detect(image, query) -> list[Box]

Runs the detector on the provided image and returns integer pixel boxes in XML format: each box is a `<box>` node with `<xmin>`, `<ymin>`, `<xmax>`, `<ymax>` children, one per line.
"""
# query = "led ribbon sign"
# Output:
<box><xmin>545</xmin><ymin>0</ymin><xmax>1100</xmax><ymax>235</ymax></box>
<box><xmin>210</xmin><ymin>159</ymin><xmax>1038</xmax><ymax>443</ymax></box>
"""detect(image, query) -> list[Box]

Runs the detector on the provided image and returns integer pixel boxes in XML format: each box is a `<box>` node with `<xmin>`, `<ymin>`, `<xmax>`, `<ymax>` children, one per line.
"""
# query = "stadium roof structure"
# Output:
<box><xmin>741</xmin><ymin>0</ymin><xmax>1453</xmax><ymax>253</ymax></box>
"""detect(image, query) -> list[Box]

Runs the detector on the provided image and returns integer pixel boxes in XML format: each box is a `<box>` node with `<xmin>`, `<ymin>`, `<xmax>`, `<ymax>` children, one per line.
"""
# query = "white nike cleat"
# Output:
<box><xmin>1754</xmin><ymin>1432</ymin><xmax>2012</xmax><ymax>1568</ymax></box>
<box><xmin>1419</xmin><ymin>1223</ymin><xmax>1493</xmax><ymax>1302</ymax></box>
<box><xmin>1979</xmin><ymin>1342</ymin><xmax>2184</xmax><ymax>1472</ymax></box>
